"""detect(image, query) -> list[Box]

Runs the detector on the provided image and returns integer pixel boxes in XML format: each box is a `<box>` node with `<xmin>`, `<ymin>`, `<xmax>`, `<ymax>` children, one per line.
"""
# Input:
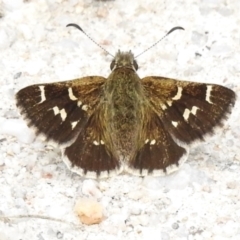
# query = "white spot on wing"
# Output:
<box><xmin>52</xmin><ymin>106</ymin><xmax>67</xmax><ymax>121</ymax></box>
<box><xmin>77</xmin><ymin>101</ymin><xmax>82</xmax><ymax>107</ymax></box>
<box><xmin>191</xmin><ymin>106</ymin><xmax>199</xmax><ymax>115</ymax></box>
<box><xmin>93</xmin><ymin>140</ymin><xmax>104</xmax><ymax>145</ymax></box>
<box><xmin>183</xmin><ymin>109</ymin><xmax>190</xmax><ymax>121</ymax></box>
<box><xmin>60</xmin><ymin>109</ymin><xmax>67</xmax><ymax>121</ymax></box>
<box><xmin>160</xmin><ymin>103</ymin><xmax>167</xmax><ymax>110</ymax></box>
<box><xmin>82</xmin><ymin>105</ymin><xmax>88</xmax><ymax>111</ymax></box>
<box><xmin>38</xmin><ymin>86</ymin><xmax>46</xmax><ymax>103</ymax></box>
<box><xmin>172</xmin><ymin>121</ymin><xmax>178</xmax><ymax>127</ymax></box>
<box><xmin>172</xmin><ymin>86</ymin><xmax>182</xmax><ymax>100</ymax></box>
<box><xmin>206</xmin><ymin>85</ymin><xmax>213</xmax><ymax>104</ymax></box>
<box><xmin>71</xmin><ymin>121</ymin><xmax>78</xmax><ymax>129</ymax></box>
<box><xmin>53</xmin><ymin>106</ymin><xmax>59</xmax><ymax>115</ymax></box>
<box><xmin>183</xmin><ymin>106</ymin><xmax>199</xmax><ymax>121</ymax></box>
<box><xmin>68</xmin><ymin>87</ymin><xmax>78</xmax><ymax>100</ymax></box>
<box><xmin>150</xmin><ymin>139</ymin><xmax>156</xmax><ymax>145</ymax></box>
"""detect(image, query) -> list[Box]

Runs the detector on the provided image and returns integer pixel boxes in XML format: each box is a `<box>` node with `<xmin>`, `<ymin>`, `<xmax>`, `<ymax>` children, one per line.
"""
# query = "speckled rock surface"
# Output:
<box><xmin>0</xmin><ymin>0</ymin><xmax>240</xmax><ymax>239</ymax></box>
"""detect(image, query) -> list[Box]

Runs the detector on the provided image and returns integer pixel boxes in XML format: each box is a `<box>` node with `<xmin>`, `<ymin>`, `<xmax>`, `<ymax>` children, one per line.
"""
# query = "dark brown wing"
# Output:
<box><xmin>63</xmin><ymin>107</ymin><xmax>122</xmax><ymax>178</ymax></box>
<box><xmin>141</xmin><ymin>76</ymin><xmax>235</xmax><ymax>144</ymax></box>
<box><xmin>16</xmin><ymin>76</ymin><xmax>123</xmax><ymax>178</ymax></box>
<box><xmin>16</xmin><ymin>76</ymin><xmax>105</xmax><ymax>146</ymax></box>
<box><xmin>126</xmin><ymin>76</ymin><xmax>235</xmax><ymax>176</ymax></box>
<box><xmin>126</xmin><ymin>109</ymin><xmax>189</xmax><ymax>176</ymax></box>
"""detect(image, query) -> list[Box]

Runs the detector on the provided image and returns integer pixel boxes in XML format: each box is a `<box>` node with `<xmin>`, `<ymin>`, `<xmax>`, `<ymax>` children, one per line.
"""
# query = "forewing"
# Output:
<box><xmin>16</xmin><ymin>76</ymin><xmax>105</xmax><ymax>146</ymax></box>
<box><xmin>141</xmin><ymin>76</ymin><xmax>235</xmax><ymax>144</ymax></box>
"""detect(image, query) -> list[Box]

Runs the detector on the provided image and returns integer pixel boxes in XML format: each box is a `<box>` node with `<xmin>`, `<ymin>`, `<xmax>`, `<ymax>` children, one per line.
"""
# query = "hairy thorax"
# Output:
<box><xmin>103</xmin><ymin>68</ymin><xmax>145</xmax><ymax>158</ymax></box>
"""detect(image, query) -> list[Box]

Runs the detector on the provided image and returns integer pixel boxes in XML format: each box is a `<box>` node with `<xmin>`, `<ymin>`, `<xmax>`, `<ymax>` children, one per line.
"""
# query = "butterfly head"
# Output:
<box><xmin>110</xmin><ymin>50</ymin><xmax>138</xmax><ymax>71</ymax></box>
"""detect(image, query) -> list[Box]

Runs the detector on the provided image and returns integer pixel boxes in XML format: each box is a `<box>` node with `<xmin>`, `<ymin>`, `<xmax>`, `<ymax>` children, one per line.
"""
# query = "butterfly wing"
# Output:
<box><xmin>16</xmin><ymin>76</ymin><xmax>105</xmax><ymax>146</ymax></box>
<box><xmin>142</xmin><ymin>76</ymin><xmax>235</xmax><ymax>144</ymax></box>
<box><xmin>126</xmin><ymin>76</ymin><xmax>235</xmax><ymax>176</ymax></box>
<box><xmin>126</xmin><ymin>109</ymin><xmax>189</xmax><ymax>176</ymax></box>
<box><xmin>63</xmin><ymin>106</ymin><xmax>122</xmax><ymax>178</ymax></box>
<box><xmin>16</xmin><ymin>76</ymin><xmax>122</xmax><ymax>178</ymax></box>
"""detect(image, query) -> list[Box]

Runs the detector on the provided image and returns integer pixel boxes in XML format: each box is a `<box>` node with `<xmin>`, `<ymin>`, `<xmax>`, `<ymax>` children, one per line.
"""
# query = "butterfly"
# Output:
<box><xmin>15</xmin><ymin>24</ymin><xmax>236</xmax><ymax>179</ymax></box>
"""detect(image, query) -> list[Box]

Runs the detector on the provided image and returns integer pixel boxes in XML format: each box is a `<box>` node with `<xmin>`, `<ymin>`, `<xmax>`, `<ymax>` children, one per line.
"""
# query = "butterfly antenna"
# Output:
<box><xmin>135</xmin><ymin>26</ymin><xmax>184</xmax><ymax>58</ymax></box>
<box><xmin>66</xmin><ymin>23</ymin><xmax>114</xmax><ymax>57</ymax></box>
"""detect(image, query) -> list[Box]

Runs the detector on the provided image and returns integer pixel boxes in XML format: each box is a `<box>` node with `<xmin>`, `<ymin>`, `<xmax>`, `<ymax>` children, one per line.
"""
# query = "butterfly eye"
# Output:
<box><xmin>133</xmin><ymin>60</ymin><xmax>138</xmax><ymax>70</ymax></box>
<box><xmin>110</xmin><ymin>60</ymin><xmax>115</xmax><ymax>70</ymax></box>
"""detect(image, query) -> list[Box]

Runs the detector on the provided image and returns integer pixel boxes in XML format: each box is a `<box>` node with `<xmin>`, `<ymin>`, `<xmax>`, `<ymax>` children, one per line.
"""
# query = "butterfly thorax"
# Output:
<box><xmin>103</xmin><ymin>51</ymin><xmax>145</xmax><ymax>159</ymax></box>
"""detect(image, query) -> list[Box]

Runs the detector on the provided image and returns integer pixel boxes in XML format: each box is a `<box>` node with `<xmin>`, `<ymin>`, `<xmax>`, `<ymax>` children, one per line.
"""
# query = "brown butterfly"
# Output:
<box><xmin>15</xmin><ymin>24</ymin><xmax>236</xmax><ymax>178</ymax></box>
